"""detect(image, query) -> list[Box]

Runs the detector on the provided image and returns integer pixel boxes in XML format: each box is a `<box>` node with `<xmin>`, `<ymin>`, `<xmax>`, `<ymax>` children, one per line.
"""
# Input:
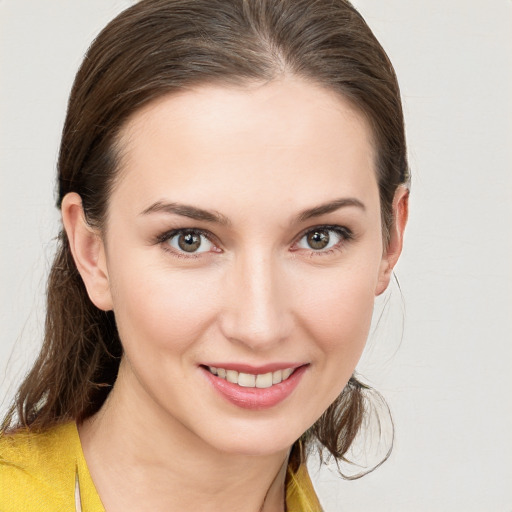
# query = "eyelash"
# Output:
<box><xmin>155</xmin><ymin>225</ymin><xmax>353</xmax><ymax>259</ymax></box>
<box><xmin>155</xmin><ymin>228</ymin><xmax>218</xmax><ymax>259</ymax></box>
<box><xmin>293</xmin><ymin>225</ymin><xmax>354</xmax><ymax>257</ymax></box>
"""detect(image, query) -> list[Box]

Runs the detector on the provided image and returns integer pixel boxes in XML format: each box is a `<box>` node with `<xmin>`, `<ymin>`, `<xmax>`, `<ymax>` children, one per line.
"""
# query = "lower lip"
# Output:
<box><xmin>202</xmin><ymin>365</ymin><xmax>308</xmax><ymax>410</ymax></box>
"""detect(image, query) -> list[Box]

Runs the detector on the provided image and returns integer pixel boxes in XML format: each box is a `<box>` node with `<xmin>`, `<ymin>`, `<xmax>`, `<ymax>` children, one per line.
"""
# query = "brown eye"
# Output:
<box><xmin>295</xmin><ymin>226</ymin><xmax>351</xmax><ymax>253</ymax></box>
<box><xmin>165</xmin><ymin>230</ymin><xmax>215</xmax><ymax>254</ymax></box>
<box><xmin>178</xmin><ymin>232</ymin><xmax>202</xmax><ymax>252</ymax></box>
<box><xmin>306</xmin><ymin>229</ymin><xmax>330</xmax><ymax>250</ymax></box>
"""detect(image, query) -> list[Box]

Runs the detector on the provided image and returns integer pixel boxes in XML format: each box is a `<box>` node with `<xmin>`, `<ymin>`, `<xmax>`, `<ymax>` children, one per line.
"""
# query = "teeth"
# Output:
<box><xmin>207</xmin><ymin>366</ymin><xmax>296</xmax><ymax>388</ymax></box>
<box><xmin>282</xmin><ymin>368</ymin><xmax>293</xmax><ymax>380</ymax></box>
<box><xmin>272</xmin><ymin>370</ymin><xmax>282</xmax><ymax>384</ymax></box>
<box><xmin>226</xmin><ymin>370</ymin><xmax>238</xmax><ymax>384</ymax></box>
<box><xmin>256</xmin><ymin>372</ymin><xmax>273</xmax><ymax>388</ymax></box>
<box><xmin>238</xmin><ymin>373</ymin><xmax>256</xmax><ymax>387</ymax></box>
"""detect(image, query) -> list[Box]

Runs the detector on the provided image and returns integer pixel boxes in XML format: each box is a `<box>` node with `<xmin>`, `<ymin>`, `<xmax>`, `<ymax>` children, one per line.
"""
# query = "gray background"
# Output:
<box><xmin>1</xmin><ymin>1</ymin><xmax>511</xmax><ymax>510</ymax></box>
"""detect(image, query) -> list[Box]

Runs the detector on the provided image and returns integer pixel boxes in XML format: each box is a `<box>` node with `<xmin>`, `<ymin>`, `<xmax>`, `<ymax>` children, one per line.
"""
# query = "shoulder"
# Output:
<box><xmin>0</xmin><ymin>422</ymin><xmax>78</xmax><ymax>511</ymax></box>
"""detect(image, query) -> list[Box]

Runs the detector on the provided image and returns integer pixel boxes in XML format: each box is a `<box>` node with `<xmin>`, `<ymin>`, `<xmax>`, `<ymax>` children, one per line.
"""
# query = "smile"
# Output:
<box><xmin>207</xmin><ymin>366</ymin><xmax>295</xmax><ymax>388</ymax></box>
<box><xmin>202</xmin><ymin>364</ymin><xmax>308</xmax><ymax>410</ymax></box>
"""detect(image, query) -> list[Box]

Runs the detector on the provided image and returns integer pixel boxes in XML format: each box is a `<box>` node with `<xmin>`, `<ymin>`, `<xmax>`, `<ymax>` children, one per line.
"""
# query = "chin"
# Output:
<box><xmin>192</xmin><ymin>414</ymin><xmax>310</xmax><ymax>458</ymax></box>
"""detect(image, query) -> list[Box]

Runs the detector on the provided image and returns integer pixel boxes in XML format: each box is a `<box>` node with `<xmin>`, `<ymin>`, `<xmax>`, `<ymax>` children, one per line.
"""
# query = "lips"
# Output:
<box><xmin>201</xmin><ymin>363</ymin><xmax>308</xmax><ymax>409</ymax></box>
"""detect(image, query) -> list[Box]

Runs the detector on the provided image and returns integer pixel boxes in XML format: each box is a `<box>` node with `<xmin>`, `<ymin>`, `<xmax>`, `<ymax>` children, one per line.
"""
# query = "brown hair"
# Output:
<box><xmin>3</xmin><ymin>0</ymin><xmax>409</xmax><ymax>476</ymax></box>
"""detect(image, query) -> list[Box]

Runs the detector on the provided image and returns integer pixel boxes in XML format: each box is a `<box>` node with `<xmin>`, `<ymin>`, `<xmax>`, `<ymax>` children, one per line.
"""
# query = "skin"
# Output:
<box><xmin>62</xmin><ymin>76</ymin><xmax>408</xmax><ymax>512</ymax></box>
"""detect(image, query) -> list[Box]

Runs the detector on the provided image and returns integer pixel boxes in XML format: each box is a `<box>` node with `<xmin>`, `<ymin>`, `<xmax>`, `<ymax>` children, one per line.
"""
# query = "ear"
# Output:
<box><xmin>375</xmin><ymin>186</ymin><xmax>409</xmax><ymax>296</ymax></box>
<box><xmin>61</xmin><ymin>192</ymin><xmax>113</xmax><ymax>311</ymax></box>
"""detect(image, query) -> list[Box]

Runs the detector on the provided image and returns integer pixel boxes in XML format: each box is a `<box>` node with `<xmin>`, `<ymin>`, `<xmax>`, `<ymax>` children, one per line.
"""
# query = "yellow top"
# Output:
<box><xmin>0</xmin><ymin>422</ymin><xmax>322</xmax><ymax>511</ymax></box>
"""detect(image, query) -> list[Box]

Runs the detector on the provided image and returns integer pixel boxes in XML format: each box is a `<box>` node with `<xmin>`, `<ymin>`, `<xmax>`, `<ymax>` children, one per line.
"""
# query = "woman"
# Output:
<box><xmin>0</xmin><ymin>0</ymin><xmax>409</xmax><ymax>510</ymax></box>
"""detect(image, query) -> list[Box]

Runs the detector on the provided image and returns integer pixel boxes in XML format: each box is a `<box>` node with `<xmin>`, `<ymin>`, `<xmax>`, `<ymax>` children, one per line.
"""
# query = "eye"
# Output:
<box><xmin>295</xmin><ymin>226</ymin><xmax>352</xmax><ymax>253</ymax></box>
<box><xmin>164</xmin><ymin>229</ymin><xmax>216</xmax><ymax>254</ymax></box>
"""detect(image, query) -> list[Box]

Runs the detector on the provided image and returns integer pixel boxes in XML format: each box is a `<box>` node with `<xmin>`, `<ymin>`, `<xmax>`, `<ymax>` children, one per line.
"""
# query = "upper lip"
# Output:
<box><xmin>201</xmin><ymin>362</ymin><xmax>307</xmax><ymax>374</ymax></box>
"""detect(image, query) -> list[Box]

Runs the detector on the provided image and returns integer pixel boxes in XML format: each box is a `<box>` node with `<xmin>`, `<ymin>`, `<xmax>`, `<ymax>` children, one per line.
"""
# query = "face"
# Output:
<box><xmin>92</xmin><ymin>77</ymin><xmax>393</xmax><ymax>455</ymax></box>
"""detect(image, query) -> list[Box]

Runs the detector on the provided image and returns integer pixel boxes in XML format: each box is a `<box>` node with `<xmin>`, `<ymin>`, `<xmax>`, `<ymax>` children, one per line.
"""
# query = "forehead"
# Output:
<box><xmin>112</xmin><ymin>77</ymin><xmax>379</xmax><ymax>219</ymax></box>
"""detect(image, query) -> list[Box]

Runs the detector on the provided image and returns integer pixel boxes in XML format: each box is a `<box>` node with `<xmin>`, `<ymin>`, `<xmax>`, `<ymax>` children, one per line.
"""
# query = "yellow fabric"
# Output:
<box><xmin>286</xmin><ymin>463</ymin><xmax>323</xmax><ymax>512</ymax></box>
<box><xmin>0</xmin><ymin>422</ymin><xmax>322</xmax><ymax>511</ymax></box>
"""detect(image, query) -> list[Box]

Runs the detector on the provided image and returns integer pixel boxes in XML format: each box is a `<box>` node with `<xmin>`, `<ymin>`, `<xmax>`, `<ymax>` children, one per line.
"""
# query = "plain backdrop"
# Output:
<box><xmin>1</xmin><ymin>1</ymin><xmax>511</xmax><ymax>511</ymax></box>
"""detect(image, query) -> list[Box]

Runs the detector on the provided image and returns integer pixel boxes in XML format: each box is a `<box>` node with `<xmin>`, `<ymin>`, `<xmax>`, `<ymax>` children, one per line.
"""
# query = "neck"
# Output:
<box><xmin>78</xmin><ymin>361</ymin><xmax>289</xmax><ymax>512</ymax></box>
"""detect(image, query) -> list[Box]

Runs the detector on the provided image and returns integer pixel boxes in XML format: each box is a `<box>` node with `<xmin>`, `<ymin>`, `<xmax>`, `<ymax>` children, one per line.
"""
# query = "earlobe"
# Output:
<box><xmin>375</xmin><ymin>186</ymin><xmax>409</xmax><ymax>296</ymax></box>
<box><xmin>61</xmin><ymin>192</ymin><xmax>113</xmax><ymax>311</ymax></box>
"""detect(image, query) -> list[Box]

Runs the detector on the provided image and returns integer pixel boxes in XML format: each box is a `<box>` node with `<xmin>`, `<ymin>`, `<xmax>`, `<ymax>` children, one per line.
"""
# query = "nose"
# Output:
<box><xmin>219</xmin><ymin>250</ymin><xmax>293</xmax><ymax>351</ymax></box>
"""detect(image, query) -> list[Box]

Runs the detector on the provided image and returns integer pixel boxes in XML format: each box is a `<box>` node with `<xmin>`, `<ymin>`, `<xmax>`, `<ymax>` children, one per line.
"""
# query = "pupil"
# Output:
<box><xmin>307</xmin><ymin>230</ymin><xmax>329</xmax><ymax>250</ymax></box>
<box><xmin>178</xmin><ymin>232</ymin><xmax>201</xmax><ymax>252</ymax></box>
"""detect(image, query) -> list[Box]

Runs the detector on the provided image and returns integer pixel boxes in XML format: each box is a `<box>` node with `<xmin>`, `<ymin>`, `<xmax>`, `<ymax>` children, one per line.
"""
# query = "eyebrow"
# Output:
<box><xmin>296</xmin><ymin>197</ymin><xmax>366</xmax><ymax>222</ymax></box>
<box><xmin>140</xmin><ymin>201</ymin><xmax>231</xmax><ymax>225</ymax></box>
<box><xmin>140</xmin><ymin>197</ymin><xmax>365</xmax><ymax>225</ymax></box>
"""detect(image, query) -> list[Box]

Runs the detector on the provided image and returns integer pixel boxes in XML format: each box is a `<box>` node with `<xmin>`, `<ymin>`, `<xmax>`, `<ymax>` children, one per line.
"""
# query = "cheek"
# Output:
<box><xmin>286</xmin><ymin>262</ymin><xmax>379</xmax><ymax>423</ymax></box>
<box><xmin>108</xmin><ymin>257</ymin><xmax>220</xmax><ymax>357</ymax></box>
<box><xmin>294</xmin><ymin>263</ymin><xmax>378</xmax><ymax>359</ymax></box>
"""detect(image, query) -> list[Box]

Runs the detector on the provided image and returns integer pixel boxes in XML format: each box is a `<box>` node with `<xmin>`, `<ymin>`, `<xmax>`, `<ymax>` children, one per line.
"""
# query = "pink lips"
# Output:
<box><xmin>201</xmin><ymin>364</ymin><xmax>308</xmax><ymax>410</ymax></box>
